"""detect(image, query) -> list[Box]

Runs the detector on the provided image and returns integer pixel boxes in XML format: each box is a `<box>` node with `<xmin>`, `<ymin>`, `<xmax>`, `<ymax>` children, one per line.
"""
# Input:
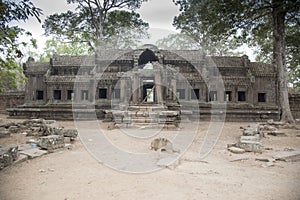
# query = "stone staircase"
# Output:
<box><xmin>106</xmin><ymin>104</ymin><xmax>180</xmax><ymax>128</ymax></box>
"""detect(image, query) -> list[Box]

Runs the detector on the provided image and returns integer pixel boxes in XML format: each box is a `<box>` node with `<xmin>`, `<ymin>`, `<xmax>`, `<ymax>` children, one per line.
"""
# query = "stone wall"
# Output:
<box><xmin>289</xmin><ymin>93</ymin><xmax>300</xmax><ymax>119</ymax></box>
<box><xmin>0</xmin><ymin>91</ymin><xmax>25</xmax><ymax>114</ymax></box>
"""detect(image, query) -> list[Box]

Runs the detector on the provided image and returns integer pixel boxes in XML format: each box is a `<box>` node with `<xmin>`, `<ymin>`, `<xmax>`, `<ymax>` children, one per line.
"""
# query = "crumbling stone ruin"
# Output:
<box><xmin>150</xmin><ymin>137</ymin><xmax>180</xmax><ymax>153</ymax></box>
<box><xmin>7</xmin><ymin>44</ymin><xmax>281</xmax><ymax>122</ymax></box>
<box><xmin>228</xmin><ymin>120</ymin><xmax>299</xmax><ymax>154</ymax></box>
<box><xmin>0</xmin><ymin>118</ymin><xmax>78</xmax><ymax>170</ymax></box>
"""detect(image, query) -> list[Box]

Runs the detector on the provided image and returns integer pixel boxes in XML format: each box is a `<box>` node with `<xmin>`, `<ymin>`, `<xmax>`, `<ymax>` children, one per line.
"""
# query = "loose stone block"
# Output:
<box><xmin>62</xmin><ymin>129</ymin><xmax>78</xmax><ymax>139</ymax></box>
<box><xmin>237</xmin><ymin>140</ymin><xmax>263</xmax><ymax>153</ymax></box>
<box><xmin>228</xmin><ymin>147</ymin><xmax>246</xmax><ymax>154</ymax></box>
<box><xmin>38</xmin><ymin>135</ymin><xmax>65</xmax><ymax>151</ymax></box>
<box><xmin>267</xmin><ymin>131</ymin><xmax>286</xmax><ymax>137</ymax></box>
<box><xmin>240</xmin><ymin>135</ymin><xmax>260</xmax><ymax>142</ymax></box>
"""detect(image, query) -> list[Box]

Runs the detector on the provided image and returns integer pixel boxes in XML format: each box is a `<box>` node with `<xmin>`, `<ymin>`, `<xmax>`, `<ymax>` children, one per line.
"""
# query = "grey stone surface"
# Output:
<box><xmin>267</xmin><ymin>131</ymin><xmax>287</xmax><ymax>136</ymax></box>
<box><xmin>0</xmin><ymin>145</ymin><xmax>19</xmax><ymax>170</ymax></box>
<box><xmin>242</xmin><ymin>124</ymin><xmax>260</xmax><ymax>136</ymax></box>
<box><xmin>228</xmin><ymin>147</ymin><xmax>246</xmax><ymax>154</ymax></box>
<box><xmin>14</xmin><ymin>154</ymin><xmax>28</xmax><ymax>164</ymax></box>
<box><xmin>273</xmin><ymin>150</ymin><xmax>300</xmax><ymax>162</ymax></box>
<box><xmin>237</xmin><ymin>140</ymin><xmax>263</xmax><ymax>153</ymax></box>
<box><xmin>240</xmin><ymin>135</ymin><xmax>260</xmax><ymax>142</ymax></box>
<box><xmin>38</xmin><ymin>135</ymin><xmax>65</xmax><ymax>151</ymax></box>
<box><xmin>62</xmin><ymin>129</ymin><xmax>78</xmax><ymax>139</ymax></box>
<box><xmin>20</xmin><ymin>147</ymin><xmax>48</xmax><ymax>159</ymax></box>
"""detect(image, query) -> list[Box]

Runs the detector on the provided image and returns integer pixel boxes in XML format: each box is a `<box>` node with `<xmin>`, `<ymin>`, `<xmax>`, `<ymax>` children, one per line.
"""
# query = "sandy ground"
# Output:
<box><xmin>0</xmin><ymin>115</ymin><xmax>300</xmax><ymax>200</ymax></box>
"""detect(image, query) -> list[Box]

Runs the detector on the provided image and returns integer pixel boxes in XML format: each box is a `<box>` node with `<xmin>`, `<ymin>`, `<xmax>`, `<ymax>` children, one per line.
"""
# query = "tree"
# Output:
<box><xmin>0</xmin><ymin>0</ymin><xmax>42</xmax><ymax>92</ymax></box>
<box><xmin>156</xmin><ymin>33</ymin><xmax>200</xmax><ymax>50</ymax></box>
<box><xmin>156</xmin><ymin>33</ymin><xmax>244</xmax><ymax>56</ymax></box>
<box><xmin>43</xmin><ymin>0</ymin><xmax>149</xmax><ymax>50</ymax></box>
<box><xmin>44</xmin><ymin>37</ymin><xmax>90</xmax><ymax>56</ymax></box>
<box><xmin>173</xmin><ymin>0</ymin><xmax>299</xmax><ymax>123</ymax></box>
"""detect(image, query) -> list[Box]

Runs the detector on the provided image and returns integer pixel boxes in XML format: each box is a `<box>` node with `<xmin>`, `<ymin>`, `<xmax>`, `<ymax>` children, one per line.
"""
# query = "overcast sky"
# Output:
<box><xmin>17</xmin><ymin>0</ymin><xmax>180</xmax><ymax>51</ymax></box>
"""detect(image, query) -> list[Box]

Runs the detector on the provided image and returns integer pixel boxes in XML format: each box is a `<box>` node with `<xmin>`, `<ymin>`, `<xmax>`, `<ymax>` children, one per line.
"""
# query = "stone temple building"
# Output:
<box><xmin>8</xmin><ymin>44</ymin><xmax>280</xmax><ymax>121</ymax></box>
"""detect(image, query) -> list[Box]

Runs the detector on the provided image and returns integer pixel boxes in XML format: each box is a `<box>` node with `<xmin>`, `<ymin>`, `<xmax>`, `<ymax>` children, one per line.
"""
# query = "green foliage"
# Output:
<box><xmin>0</xmin><ymin>0</ymin><xmax>42</xmax><ymax>92</ymax></box>
<box><xmin>43</xmin><ymin>0</ymin><xmax>149</xmax><ymax>50</ymax></box>
<box><xmin>156</xmin><ymin>33</ymin><xmax>200</xmax><ymax>50</ymax></box>
<box><xmin>44</xmin><ymin>37</ymin><xmax>90</xmax><ymax>57</ymax></box>
<box><xmin>156</xmin><ymin>32</ymin><xmax>244</xmax><ymax>56</ymax></box>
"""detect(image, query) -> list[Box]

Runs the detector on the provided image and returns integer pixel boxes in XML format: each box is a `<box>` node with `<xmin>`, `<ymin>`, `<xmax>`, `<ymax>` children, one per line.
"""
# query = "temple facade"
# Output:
<box><xmin>8</xmin><ymin>44</ymin><xmax>280</xmax><ymax>121</ymax></box>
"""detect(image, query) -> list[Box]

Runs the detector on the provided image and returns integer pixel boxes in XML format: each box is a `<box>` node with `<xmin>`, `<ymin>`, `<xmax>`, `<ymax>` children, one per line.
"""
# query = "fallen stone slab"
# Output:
<box><xmin>237</xmin><ymin>140</ymin><xmax>263</xmax><ymax>153</ymax></box>
<box><xmin>267</xmin><ymin>131</ymin><xmax>287</xmax><ymax>137</ymax></box>
<box><xmin>38</xmin><ymin>135</ymin><xmax>65</xmax><ymax>151</ymax></box>
<box><xmin>14</xmin><ymin>154</ymin><xmax>28</xmax><ymax>164</ymax></box>
<box><xmin>267</xmin><ymin>120</ymin><xmax>286</xmax><ymax>126</ymax></box>
<box><xmin>19</xmin><ymin>148</ymin><xmax>48</xmax><ymax>159</ymax></box>
<box><xmin>273</xmin><ymin>150</ymin><xmax>300</xmax><ymax>162</ymax></box>
<box><xmin>263</xmin><ymin>125</ymin><xmax>277</xmax><ymax>131</ymax></box>
<box><xmin>255</xmin><ymin>157</ymin><xmax>275</xmax><ymax>162</ymax></box>
<box><xmin>240</xmin><ymin>135</ymin><xmax>260</xmax><ymax>142</ymax></box>
<box><xmin>230</xmin><ymin>157</ymin><xmax>249</xmax><ymax>162</ymax></box>
<box><xmin>228</xmin><ymin>147</ymin><xmax>246</xmax><ymax>154</ymax></box>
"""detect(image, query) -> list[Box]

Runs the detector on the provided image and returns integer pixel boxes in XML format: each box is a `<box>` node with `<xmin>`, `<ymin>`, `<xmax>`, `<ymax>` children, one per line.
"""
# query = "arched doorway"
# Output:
<box><xmin>138</xmin><ymin>49</ymin><xmax>159</xmax><ymax>66</ymax></box>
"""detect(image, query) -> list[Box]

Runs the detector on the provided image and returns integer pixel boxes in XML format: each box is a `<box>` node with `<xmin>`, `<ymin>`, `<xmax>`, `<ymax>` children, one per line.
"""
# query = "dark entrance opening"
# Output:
<box><xmin>142</xmin><ymin>81</ymin><xmax>155</xmax><ymax>103</ymax></box>
<box><xmin>138</xmin><ymin>49</ymin><xmax>159</xmax><ymax>66</ymax></box>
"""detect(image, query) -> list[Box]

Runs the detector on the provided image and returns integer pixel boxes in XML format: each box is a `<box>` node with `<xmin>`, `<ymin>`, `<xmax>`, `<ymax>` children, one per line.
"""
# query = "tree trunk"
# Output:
<box><xmin>272</xmin><ymin>0</ymin><xmax>294</xmax><ymax>123</ymax></box>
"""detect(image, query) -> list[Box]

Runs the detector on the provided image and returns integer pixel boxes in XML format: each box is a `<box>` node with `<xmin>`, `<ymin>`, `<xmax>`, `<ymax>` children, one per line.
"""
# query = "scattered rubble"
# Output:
<box><xmin>0</xmin><ymin>118</ymin><xmax>78</xmax><ymax>170</ymax></box>
<box><xmin>228</xmin><ymin>123</ymin><xmax>264</xmax><ymax>153</ymax></box>
<box><xmin>229</xmin><ymin>120</ymin><xmax>298</xmax><ymax>154</ymax></box>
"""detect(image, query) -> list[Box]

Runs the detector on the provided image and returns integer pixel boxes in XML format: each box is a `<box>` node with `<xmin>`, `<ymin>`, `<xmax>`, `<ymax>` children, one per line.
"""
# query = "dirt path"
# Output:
<box><xmin>0</xmin><ymin>119</ymin><xmax>299</xmax><ymax>200</ymax></box>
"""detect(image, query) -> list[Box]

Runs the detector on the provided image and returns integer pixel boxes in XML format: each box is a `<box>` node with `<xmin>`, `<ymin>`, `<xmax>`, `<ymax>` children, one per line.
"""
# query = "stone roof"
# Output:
<box><xmin>161</xmin><ymin>50</ymin><xmax>204</xmax><ymax>62</ymax></box>
<box><xmin>51</xmin><ymin>55</ymin><xmax>95</xmax><ymax>66</ymax></box>
<box><xmin>210</xmin><ymin>56</ymin><xmax>244</xmax><ymax>67</ymax></box>
<box><xmin>249</xmin><ymin>62</ymin><xmax>276</xmax><ymax>75</ymax></box>
<box><xmin>26</xmin><ymin>62</ymin><xmax>50</xmax><ymax>74</ymax></box>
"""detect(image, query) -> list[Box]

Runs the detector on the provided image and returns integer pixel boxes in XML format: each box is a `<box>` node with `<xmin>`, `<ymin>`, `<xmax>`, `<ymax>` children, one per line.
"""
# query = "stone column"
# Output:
<box><xmin>120</xmin><ymin>78</ymin><xmax>126</xmax><ymax>102</ymax></box>
<box><xmin>89</xmin><ymin>79</ymin><xmax>95</xmax><ymax>103</ymax></box>
<box><xmin>155</xmin><ymin>69</ymin><xmax>163</xmax><ymax>104</ymax></box>
<box><xmin>132</xmin><ymin>72</ymin><xmax>139</xmax><ymax>104</ymax></box>
<box><xmin>171</xmin><ymin>79</ymin><xmax>177</xmax><ymax>101</ymax></box>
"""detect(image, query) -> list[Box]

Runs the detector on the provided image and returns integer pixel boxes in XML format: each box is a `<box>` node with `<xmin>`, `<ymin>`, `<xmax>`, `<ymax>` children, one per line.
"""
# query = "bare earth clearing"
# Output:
<box><xmin>0</xmin><ymin>114</ymin><xmax>299</xmax><ymax>200</ymax></box>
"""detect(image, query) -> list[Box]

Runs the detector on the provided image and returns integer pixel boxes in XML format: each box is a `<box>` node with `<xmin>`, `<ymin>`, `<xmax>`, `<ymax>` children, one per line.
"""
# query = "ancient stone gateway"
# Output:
<box><xmin>8</xmin><ymin>44</ymin><xmax>280</xmax><ymax>121</ymax></box>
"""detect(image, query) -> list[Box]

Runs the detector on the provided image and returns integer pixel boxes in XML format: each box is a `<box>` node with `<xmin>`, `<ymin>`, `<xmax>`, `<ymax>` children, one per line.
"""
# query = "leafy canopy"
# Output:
<box><xmin>43</xmin><ymin>0</ymin><xmax>149</xmax><ymax>50</ymax></box>
<box><xmin>0</xmin><ymin>0</ymin><xmax>42</xmax><ymax>92</ymax></box>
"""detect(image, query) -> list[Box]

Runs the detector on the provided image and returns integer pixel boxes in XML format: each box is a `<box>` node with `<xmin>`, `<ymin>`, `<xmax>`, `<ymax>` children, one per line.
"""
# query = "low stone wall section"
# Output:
<box><xmin>0</xmin><ymin>91</ymin><xmax>24</xmax><ymax>114</ymax></box>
